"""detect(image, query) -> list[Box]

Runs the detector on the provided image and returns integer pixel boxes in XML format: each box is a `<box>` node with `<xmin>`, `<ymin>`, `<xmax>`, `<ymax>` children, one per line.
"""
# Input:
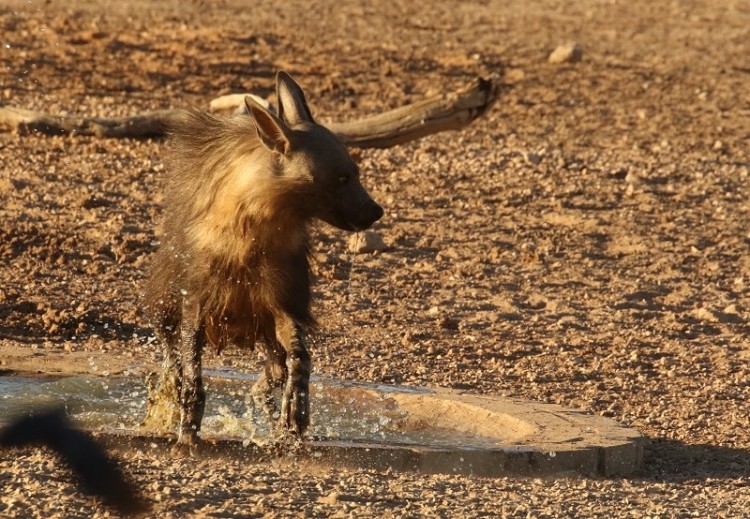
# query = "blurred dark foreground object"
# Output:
<box><xmin>0</xmin><ymin>408</ymin><xmax>148</xmax><ymax>515</ymax></box>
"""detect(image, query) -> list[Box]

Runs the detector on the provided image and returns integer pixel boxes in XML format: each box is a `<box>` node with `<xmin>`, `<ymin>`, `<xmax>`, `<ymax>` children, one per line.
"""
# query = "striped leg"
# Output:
<box><xmin>143</xmin><ymin>343</ymin><xmax>182</xmax><ymax>432</ymax></box>
<box><xmin>276</xmin><ymin>317</ymin><xmax>311</xmax><ymax>435</ymax></box>
<box><xmin>176</xmin><ymin>300</ymin><xmax>206</xmax><ymax>451</ymax></box>
<box><xmin>251</xmin><ymin>349</ymin><xmax>287</xmax><ymax>419</ymax></box>
<box><xmin>143</xmin><ymin>309</ymin><xmax>182</xmax><ymax>432</ymax></box>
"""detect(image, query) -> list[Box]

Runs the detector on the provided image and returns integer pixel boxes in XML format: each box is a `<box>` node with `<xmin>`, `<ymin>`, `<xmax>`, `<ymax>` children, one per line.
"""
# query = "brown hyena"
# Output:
<box><xmin>142</xmin><ymin>71</ymin><xmax>383</xmax><ymax>450</ymax></box>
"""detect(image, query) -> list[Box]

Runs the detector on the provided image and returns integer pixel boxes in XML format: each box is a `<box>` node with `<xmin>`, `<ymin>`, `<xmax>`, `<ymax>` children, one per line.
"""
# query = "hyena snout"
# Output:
<box><xmin>344</xmin><ymin>196</ymin><xmax>383</xmax><ymax>231</ymax></box>
<box><xmin>361</xmin><ymin>198</ymin><xmax>384</xmax><ymax>229</ymax></box>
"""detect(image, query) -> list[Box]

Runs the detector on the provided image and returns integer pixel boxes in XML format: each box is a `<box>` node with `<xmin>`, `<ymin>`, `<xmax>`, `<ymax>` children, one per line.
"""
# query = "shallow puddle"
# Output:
<box><xmin>0</xmin><ymin>370</ymin><xmax>645</xmax><ymax>477</ymax></box>
<box><xmin>0</xmin><ymin>371</ymin><xmax>501</xmax><ymax>449</ymax></box>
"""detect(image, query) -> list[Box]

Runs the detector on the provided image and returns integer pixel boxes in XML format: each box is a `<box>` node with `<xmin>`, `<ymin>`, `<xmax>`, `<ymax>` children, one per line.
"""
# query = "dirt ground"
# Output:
<box><xmin>1</xmin><ymin>0</ymin><xmax>750</xmax><ymax>516</ymax></box>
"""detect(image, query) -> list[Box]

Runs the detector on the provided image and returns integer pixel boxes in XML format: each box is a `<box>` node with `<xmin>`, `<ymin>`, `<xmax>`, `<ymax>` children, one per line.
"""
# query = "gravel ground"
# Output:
<box><xmin>1</xmin><ymin>0</ymin><xmax>750</xmax><ymax>516</ymax></box>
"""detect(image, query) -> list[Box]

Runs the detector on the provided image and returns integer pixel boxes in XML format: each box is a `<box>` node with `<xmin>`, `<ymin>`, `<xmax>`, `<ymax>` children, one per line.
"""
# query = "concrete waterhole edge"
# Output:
<box><xmin>0</xmin><ymin>368</ymin><xmax>643</xmax><ymax>478</ymax></box>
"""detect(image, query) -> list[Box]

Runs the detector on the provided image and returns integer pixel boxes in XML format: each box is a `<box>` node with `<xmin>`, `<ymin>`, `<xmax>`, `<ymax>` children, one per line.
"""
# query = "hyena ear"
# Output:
<box><xmin>245</xmin><ymin>95</ymin><xmax>292</xmax><ymax>155</ymax></box>
<box><xmin>276</xmin><ymin>71</ymin><xmax>314</xmax><ymax>126</ymax></box>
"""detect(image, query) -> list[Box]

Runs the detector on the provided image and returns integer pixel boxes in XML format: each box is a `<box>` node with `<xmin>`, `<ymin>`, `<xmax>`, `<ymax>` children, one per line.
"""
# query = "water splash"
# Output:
<box><xmin>0</xmin><ymin>373</ymin><xmax>498</xmax><ymax>448</ymax></box>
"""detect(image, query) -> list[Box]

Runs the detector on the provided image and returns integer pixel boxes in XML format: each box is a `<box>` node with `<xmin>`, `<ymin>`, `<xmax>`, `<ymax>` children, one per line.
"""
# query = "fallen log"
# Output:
<box><xmin>0</xmin><ymin>106</ymin><xmax>186</xmax><ymax>139</ymax></box>
<box><xmin>0</xmin><ymin>75</ymin><xmax>499</xmax><ymax>148</ymax></box>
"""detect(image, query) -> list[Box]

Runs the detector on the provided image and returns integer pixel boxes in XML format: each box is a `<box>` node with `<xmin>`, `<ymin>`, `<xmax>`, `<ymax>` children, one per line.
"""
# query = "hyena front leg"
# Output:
<box><xmin>251</xmin><ymin>347</ymin><xmax>287</xmax><ymax>419</ymax></box>
<box><xmin>143</xmin><ymin>314</ymin><xmax>182</xmax><ymax>432</ymax></box>
<box><xmin>275</xmin><ymin>316</ymin><xmax>311</xmax><ymax>435</ymax></box>
<box><xmin>143</xmin><ymin>341</ymin><xmax>182</xmax><ymax>431</ymax></box>
<box><xmin>175</xmin><ymin>300</ymin><xmax>206</xmax><ymax>451</ymax></box>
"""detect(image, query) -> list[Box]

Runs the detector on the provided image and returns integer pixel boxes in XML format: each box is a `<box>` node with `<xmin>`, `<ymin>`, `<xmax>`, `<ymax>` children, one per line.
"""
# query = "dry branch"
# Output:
<box><xmin>0</xmin><ymin>106</ymin><xmax>188</xmax><ymax>139</ymax></box>
<box><xmin>333</xmin><ymin>76</ymin><xmax>498</xmax><ymax>148</ymax></box>
<box><xmin>0</xmin><ymin>76</ymin><xmax>499</xmax><ymax>148</ymax></box>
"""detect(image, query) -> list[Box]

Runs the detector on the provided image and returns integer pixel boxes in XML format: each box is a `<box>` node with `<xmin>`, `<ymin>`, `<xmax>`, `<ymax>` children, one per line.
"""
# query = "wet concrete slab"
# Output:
<box><xmin>0</xmin><ymin>370</ymin><xmax>643</xmax><ymax>477</ymax></box>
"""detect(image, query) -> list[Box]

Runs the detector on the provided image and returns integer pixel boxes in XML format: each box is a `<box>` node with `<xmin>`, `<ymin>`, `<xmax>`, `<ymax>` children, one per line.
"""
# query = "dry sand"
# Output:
<box><xmin>1</xmin><ymin>0</ymin><xmax>750</xmax><ymax>516</ymax></box>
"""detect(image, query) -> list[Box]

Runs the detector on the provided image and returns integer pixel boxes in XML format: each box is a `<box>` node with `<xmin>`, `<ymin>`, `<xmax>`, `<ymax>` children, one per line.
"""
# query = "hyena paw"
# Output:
<box><xmin>172</xmin><ymin>431</ymin><xmax>200</xmax><ymax>457</ymax></box>
<box><xmin>280</xmin><ymin>385</ymin><xmax>309</xmax><ymax>435</ymax></box>
<box><xmin>251</xmin><ymin>375</ymin><xmax>279</xmax><ymax>417</ymax></box>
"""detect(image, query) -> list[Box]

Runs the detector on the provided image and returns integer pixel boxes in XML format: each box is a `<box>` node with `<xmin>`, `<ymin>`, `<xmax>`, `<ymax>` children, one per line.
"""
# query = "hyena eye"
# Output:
<box><xmin>337</xmin><ymin>175</ymin><xmax>349</xmax><ymax>184</ymax></box>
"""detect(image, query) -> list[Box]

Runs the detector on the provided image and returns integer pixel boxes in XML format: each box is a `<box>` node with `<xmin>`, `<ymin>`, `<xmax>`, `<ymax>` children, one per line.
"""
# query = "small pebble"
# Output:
<box><xmin>524</xmin><ymin>152</ymin><xmax>542</xmax><ymax>165</ymax></box>
<box><xmin>548</xmin><ymin>42</ymin><xmax>583</xmax><ymax>64</ymax></box>
<box><xmin>317</xmin><ymin>492</ymin><xmax>340</xmax><ymax>505</ymax></box>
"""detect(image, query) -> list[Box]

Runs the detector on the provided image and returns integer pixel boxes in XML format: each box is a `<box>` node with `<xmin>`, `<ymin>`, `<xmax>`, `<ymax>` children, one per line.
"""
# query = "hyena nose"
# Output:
<box><xmin>370</xmin><ymin>201</ymin><xmax>384</xmax><ymax>223</ymax></box>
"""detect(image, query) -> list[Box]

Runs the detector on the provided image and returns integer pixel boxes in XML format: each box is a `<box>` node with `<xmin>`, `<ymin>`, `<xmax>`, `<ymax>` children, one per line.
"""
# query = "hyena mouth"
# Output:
<box><xmin>347</xmin><ymin>218</ymin><xmax>378</xmax><ymax>232</ymax></box>
<box><xmin>347</xmin><ymin>221</ymin><xmax>368</xmax><ymax>232</ymax></box>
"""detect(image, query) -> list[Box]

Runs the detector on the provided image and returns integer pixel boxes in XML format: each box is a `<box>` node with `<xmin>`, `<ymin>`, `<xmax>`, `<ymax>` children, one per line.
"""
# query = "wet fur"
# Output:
<box><xmin>144</xmin><ymin>72</ymin><xmax>383</xmax><ymax>451</ymax></box>
<box><xmin>142</xmin><ymin>72</ymin><xmax>382</xmax><ymax>447</ymax></box>
<box><xmin>145</xmin><ymin>110</ymin><xmax>316</xmax><ymax>353</ymax></box>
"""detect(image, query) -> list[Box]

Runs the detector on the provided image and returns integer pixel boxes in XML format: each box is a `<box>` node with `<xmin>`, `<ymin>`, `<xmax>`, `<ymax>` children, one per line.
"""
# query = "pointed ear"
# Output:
<box><xmin>245</xmin><ymin>95</ymin><xmax>291</xmax><ymax>155</ymax></box>
<box><xmin>276</xmin><ymin>71</ymin><xmax>314</xmax><ymax>126</ymax></box>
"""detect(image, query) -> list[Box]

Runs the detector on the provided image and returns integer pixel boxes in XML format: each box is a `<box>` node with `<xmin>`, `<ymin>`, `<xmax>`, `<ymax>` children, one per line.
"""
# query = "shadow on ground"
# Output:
<box><xmin>634</xmin><ymin>437</ymin><xmax>750</xmax><ymax>482</ymax></box>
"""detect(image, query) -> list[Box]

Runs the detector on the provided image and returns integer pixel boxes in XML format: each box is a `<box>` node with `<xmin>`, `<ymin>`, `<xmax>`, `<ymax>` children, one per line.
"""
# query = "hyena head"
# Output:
<box><xmin>245</xmin><ymin>71</ymin><xmax>384</xmax><ymax>231</ymax></box>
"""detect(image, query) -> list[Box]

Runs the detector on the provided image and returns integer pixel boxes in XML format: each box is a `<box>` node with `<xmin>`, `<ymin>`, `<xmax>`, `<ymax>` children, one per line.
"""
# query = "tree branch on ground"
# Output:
<box><xmin>0</xmin><ymin>75</ymin><xmax>499</xmax><ymax>148</ymax></box>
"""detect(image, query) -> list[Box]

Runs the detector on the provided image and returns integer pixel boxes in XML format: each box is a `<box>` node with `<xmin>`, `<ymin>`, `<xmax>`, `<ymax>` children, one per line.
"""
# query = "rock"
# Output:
<box><xmin>438</xmin><ymin>316</ymin><xmax>460</xmax><ymax>330</ymax></box>
<box><xmin>548</xmin><ymin>42</ymin><xmax>583</xmax><ymax>64</ymax></box>
<box><xmin>723</xmin><ymin>303</ymin><xmax>740</xmax><ymax>315</ymax></box>
<box><xmin>691</xmin><ymin>306</ymin><xmax>718</xmax><ymax>323</ymax></box>
<box><xmin>347</xmin><ymin>231</ymin><xmax>386</xmax><ymax>253</ymax></box>
<box><xmin>317</xmin><ymin>492</ymin><xmax>340</xmax><ymax>505</ymax></box>
<box><xmin>524</xmin><ymin>151</ymin><xmax>542</xmax><ymax>165</ymax></box>
<box><xmin>504</xmin><ymin>68</ymin><xmax>526</xmax><ymax>83</ymax></box>
<box><xmin>624</xmin><ymin>171</ymin><xmax>641</xmax><ymax>185</ymax></box>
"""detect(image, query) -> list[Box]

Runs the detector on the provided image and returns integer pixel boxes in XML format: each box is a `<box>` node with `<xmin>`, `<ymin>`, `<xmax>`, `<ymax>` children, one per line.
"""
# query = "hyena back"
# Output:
<box><xmin>143</xmin><ymin>72</ymin><xmax>383</xmax><ymax>449</ymax></box>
